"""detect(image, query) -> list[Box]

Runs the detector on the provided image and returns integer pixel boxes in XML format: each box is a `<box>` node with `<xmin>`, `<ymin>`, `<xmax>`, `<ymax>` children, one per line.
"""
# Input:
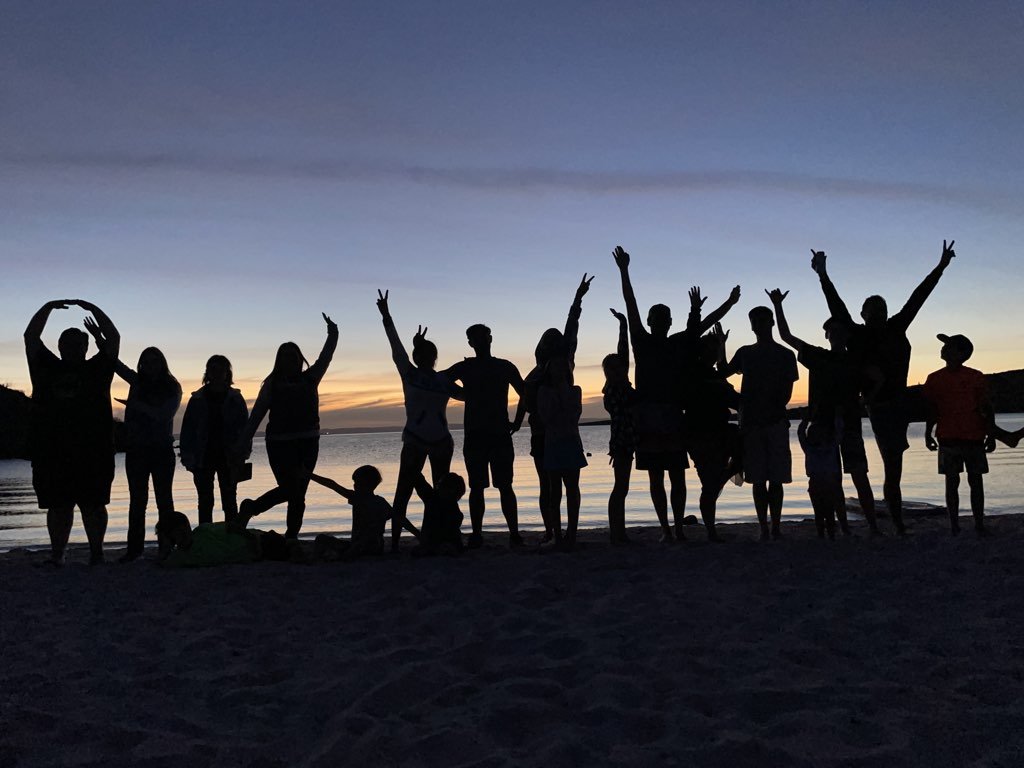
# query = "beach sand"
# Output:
<box><xmin>3</xmin><ymin>514</ymin><xmax>1024</xmax><ymax>767</ymax></box>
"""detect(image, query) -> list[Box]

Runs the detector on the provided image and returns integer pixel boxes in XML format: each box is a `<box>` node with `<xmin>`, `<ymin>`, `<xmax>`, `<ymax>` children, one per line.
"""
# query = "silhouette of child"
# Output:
<box><xmin>538</xmin><ymin>355</ymin><xmax>587</xmax><ymax>551</ymax></box>
<box><xmin>157</xmin><ymin>510</ymin><xmax>291</xmax><ymax>566</ymax></box>
<box><xmin>311</xmin><ymin>466</ymin><xmax>393</xmax><ymax>558</ymax></box>
<box><xmin>797</xmin><ymin>418</ymin><xmax>847</xmax><ymax>539</ymax></box>
<box><xmin>412</xmin><ymin>472</ymin><xmax>466</xmax><ymax>556</ymax></box>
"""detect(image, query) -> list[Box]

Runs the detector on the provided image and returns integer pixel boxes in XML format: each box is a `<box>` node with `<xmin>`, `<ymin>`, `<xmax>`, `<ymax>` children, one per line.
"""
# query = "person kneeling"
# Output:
<box><xmin>413</xmin><ymin>472</ymin><xmax>466</xmax><ymax>556</ymax></box>
<box><xmin>157</xmin><ymin>510</ymin><xmax>291</xmax><ymax>567</ymax></box>
<box><xmin>310</xmin><ymin>466</ymin><xmax>393</xmax><ymax>560</ymax></box>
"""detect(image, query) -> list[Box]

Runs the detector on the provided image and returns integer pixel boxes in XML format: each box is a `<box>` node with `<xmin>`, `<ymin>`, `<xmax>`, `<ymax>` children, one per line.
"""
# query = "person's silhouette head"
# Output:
<box><xmin>271</xmin><ymin>342</ymin><xmax>307</xmax><ymax>379</ymax></box>
<box><xmin>438</xmin><ymin>472</ymin><xmax>466</xmax><ymax>503</ymax></box>
<box><xmin>748</xmin><ymin>306</ymin><xmax>775</xmax><ymax>338</ymax></box>
<box><xmin>647</xmin><ymin>304</ymin><xmax>672</xmax><ymax>337</ymax></box>
<box><xmin>156</xmin><ymin>510</ymin><xmax>194</xmax><ymax>551</ymax></box>
<box><xmin>861</xmin><ymin>295</ymin><xmax>888</xmax><ymax>326</ymax></box>
<box><xmin>352</xmin><ymin>464</ymin><xmax>383</xmax><ymax>493</ymax></box>
<box><xmin>203</xmin><ymin>355</ymin><xmax>233</xmax><ymax>387</ymax></box>
<box><xmin>823</xmin><ymin>317</ymin><xmax>851</xmax><ymax>348</ymax></box>
<box><xmin>137</xmin><ymin>347</ymin><xmax>170</xmax><ymax>382</ymax></box>
<box><xmin>938</xmin><ymin>333</ymin><xmax>973</xmax><ymax>367</ymax></box>
<box><xmin>412</xmin><ymin>336</ymin><xmax>438</xmax><ymax>370</ymax></box>
<box><xmin>466</xmin><ymin>324</ymin><xmax>492</xmax><ymax>355</ymax></box>
<box><xmin>602</xmin><ymin>353</ymin><xmax>628</xmax><ymax>387</ymax></box>
<box><xmin>57</xmin><ymin>328</ymin><xmax>89</xmax><ymax>363</ymax></box>
<box><xmin>535</xmin><ymin>328</ymin><xmax>566</xmax><ymax>365</ymax></box>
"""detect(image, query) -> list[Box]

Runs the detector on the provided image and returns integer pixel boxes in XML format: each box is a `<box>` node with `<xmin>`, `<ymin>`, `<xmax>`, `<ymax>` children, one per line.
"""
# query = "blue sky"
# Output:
<box><xmin>2</xmin><ymin>0</ymin><xmax>1023</xmax><ymax>427</ymax></box>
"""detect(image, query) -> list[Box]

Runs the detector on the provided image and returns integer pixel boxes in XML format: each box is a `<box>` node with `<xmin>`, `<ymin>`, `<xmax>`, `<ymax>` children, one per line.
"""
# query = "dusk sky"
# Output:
<box><xmin>3</xmin><ymin>1</ymin><xmax>1023</xmax><ymax>428</ymax></box>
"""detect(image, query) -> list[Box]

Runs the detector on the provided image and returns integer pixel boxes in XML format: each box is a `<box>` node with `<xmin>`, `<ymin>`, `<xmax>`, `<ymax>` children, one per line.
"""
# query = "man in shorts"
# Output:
<box><xmin>812</xmin><ymin>241</ymin><xmax>957</xmax><ymax>533</ymax></box>
<box><xmin>923</xmin><ymin>334</ymin><xmax>992</xmax><ymax>536</ymax></box>
<box><xmin>444</xmin><ymin>325</ymin><xmax>525</xmax><ymax>548</ymax></box>
<box><xmin>766</xmin><ymin>288</ymin><xmax>879</xmax><ymax>535</ymax></box>
<box><xmin>24</xmin><ymin>299</ymin><xmax>121</xmax><ymax>565</ymax></box>
<box><xmin>721</xmin><ymin>306</ymin><xmax>799</xmax><ymax>540</ymax></box>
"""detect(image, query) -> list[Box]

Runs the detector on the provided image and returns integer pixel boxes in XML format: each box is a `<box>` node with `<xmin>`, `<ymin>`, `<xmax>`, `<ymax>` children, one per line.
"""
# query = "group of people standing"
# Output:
<box><xmin>22</xmin><ymin>239</ymin><xmax>1021</xmax><ymax>565</ymax></box>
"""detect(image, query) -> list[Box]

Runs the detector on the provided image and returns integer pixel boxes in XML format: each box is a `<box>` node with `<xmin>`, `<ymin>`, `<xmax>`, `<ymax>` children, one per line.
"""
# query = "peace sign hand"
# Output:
<box><xmin>575</xmin><ymin>273</ymin><xmax>595</xmax><ymax>301</ymax></box>
<box><xmin>375</xmin><ymin>289</ymin><xmax>390</xmax><ymax>318</ymax></box>
<box><xmin>940</xmin><ymin>239</ymin><xmax>956</xmax><ymax>268</ymax></box>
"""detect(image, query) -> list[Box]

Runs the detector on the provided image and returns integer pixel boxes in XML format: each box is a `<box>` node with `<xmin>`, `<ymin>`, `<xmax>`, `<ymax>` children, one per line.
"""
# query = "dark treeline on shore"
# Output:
<box><xmin>3</xmin><ymin>370</ymin><xmax>1024</xmax><ymax>461</ymax></box>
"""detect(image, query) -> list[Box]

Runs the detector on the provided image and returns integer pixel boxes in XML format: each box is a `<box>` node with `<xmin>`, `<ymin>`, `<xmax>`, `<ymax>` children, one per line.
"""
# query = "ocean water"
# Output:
<box><xmin>2</xmin><ymin>417</ymin><xmax>1023</xmax><ymax>550</ymax></box>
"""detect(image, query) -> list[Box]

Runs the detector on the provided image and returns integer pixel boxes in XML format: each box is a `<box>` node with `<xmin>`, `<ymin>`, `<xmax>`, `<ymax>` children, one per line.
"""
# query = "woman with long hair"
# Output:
<box><xmin>239</xmin><ymin>313</ymin><xmax>338</xmax><ymax>539</ymax></box>
<box><xmin>107</xmin><ymin>342</ymin><xmax>182</xmax><ymax>562</ymax></box>
<box><xmin>179</xmin><ymin>355</ymin><xmax>250</xmax><ymax>525</ymax></box>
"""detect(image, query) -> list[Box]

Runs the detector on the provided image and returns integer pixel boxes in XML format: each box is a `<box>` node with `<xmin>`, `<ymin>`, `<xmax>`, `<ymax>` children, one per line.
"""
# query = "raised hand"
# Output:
<box><xmin>689</xmin><ymin>286</ymin><xmax>707</xmax><ymax>310</ymax></box>
<box><xmin>612</xmin><ymin>245</ymin><xmax>630</xmax><ymax>269</ymax></box>
<box><xmin>375</xmin><ymin>289</ymin><xmax>389</xmax><ymax>318</ymax></box>
<box><xmin>609</xmin><ymin>308</ymin><xmax>626</xmax><ymax>324</ymax></box>
<box><xmin>575</xmin><ymin>273</ymin><xmax>595</xmax><ymax>300</ymax></box>
<box><xmin>727</xmin><ymin>285</ymin><xmax>741</xmax><ymax>304</ymax></box>
<box><xmin>765</xmin><ymin>288</ymin><xmax>789</xmax><ymax>306</ymax></box>
<box><xmin>810</xmin><ymin>250</ymin><xmax>827</xmax><ymax>276</ymax></box>
<box><xmin>322</xmin><ymin>312</ymin><xmax>338</xmax><ymax>330</ymax></box>
<box><xmin>711</xmin><ymin>322</ymin><xmax>729</xmax><ymax>347</ymax></box>
<box><xmin>939</xmin><ymin>239</ymin><xmax>956</xmax><ymax>269</ymax></box>
<box><xmin>414</xmin><ymin>324</ymin><xmax>428</xmax><ymax>343</ymax></box>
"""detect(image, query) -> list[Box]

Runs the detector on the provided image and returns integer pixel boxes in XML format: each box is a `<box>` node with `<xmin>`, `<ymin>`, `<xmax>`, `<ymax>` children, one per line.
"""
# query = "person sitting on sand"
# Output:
<box><xmin>375</xmin><ymin>290</ymin><xmax>463</xmax><ymax>553</ymax></box>
<box><xmin>24</xmin><ymin>299</ymin><xmax>121</xmax><ymax>566</ymax></box>
<box><xmin>797</xmin><ymin>417</ymin><xmax>844</xmax><ymax>540</ymax></box>
<box><xmin>311</xmin><ymin>466</ymin><xmax>393</xmax><ymax>560</ymax></box>
<box><xmin>923</xmin><ymin>334</ymin><xmax>994</xmax><ymax>536</ymax></box>
<box><xmin>157</xmin><ymin>510</ymin><xmax>291</xmax><ymax>567</ymax></box>
<box><xmin>603</xmin><ymin>309</ymin><xmax>637</xmax><ymax>545</ymax></box>
<box><xmin>719</xmin><ymin>305</ymin><xmax>799</xmax><ymax>540</ymax></box>
<box><xmin>412</xmin><ymin>472</ymin><xmax>467</xmax><ymax>556</ymax></box>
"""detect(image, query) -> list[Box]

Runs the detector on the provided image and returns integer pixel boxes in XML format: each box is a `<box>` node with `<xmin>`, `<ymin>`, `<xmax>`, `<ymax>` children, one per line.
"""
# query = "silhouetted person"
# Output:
<box><xmin>376</xmin><ymin>290</ymin><xmax>463</xmax><ymax>552</ymax></box>
<box><xmin>923</xmin><ymin>334</ymin><xmax>992</xmax><ymax>536</ymax></box>
<box><xmin>179</xmin><ymin>355</ymin><xmax>250</xmax><ymax>525</ymax></box>
<box><xmin>720</xmin><ymin>306</ymin><xmax>799</xmax><ymax>540</ymax></box>
<box><xmin>412</xmin><ymin>472</ymin><xmax>467</xmax><ymax>556</ymax></box>
<box><xmin>158</xmin><ymin>510</ymin><xmax>292</xmax><ymax>567</ymax></box>
<box><xmin>798</xmin><ymin>417</ymin><xmax>842</xmax><ymax>539</ymax></box>
<box><xmin>687</xmin><ymin>324</ymin><xmax>741</xmax><ymax>541</ymax></box>
<box><xmin>812</xmin><ymin>241</ymin><xmax>956</xmax><ymax>533</ymax></box>
<box><xmin>767</xmin><ymin>288</ymin><xmax>875</xmax><ymax>534</ymax></box>
<box><xmin>443</xmin><ymin>325</ymin><xmax>526</xmax><ymax>548</ymax></box>
<box><xmin>107</xmin><ymin>344</ymin><xmax>183</xmax><ymax>562</ymax></box>
<box><xmin>24</xmin><ymin>299</ymin><xmax>120</xmax><ymax>565</ymax></box>
<box><xmin>614</xmin><ymin>245</ymin><xmax>740</xmax><ymax>541</ymax></box>
<box><xmin>537</xmin><ymin>355</ymin><xmax>587</xmax><ymax>551</ymax></box>
<box><xmin>603</xmin><ymin>308</ymin><xmax>637</xmax><ymax>545</ymax></box>
<box><xmin>239</xmin><ymin>313</ymin><xmax>338</xmax><ymax>538</ymax></box>
<box><xmin>517</xmin><ymin>274</ymin><xmax>592</xmax><ymax>542</ymax></box>
<box><xmin>311</xmin><ymin>467</ymin><xmax>392</xmax><ymax>559</ymax></box>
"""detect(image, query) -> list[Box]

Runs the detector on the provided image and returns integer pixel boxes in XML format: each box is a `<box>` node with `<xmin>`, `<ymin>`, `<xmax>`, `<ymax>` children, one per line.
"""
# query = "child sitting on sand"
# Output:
<box><xmin>157</xmin><ymin>510</ymin><xmax>291</xmax><ymax>566</ymax></box>
<box><xmin>311</xmin><ymin>466</ymin><xmax>393</xmax><ymax>559</ymax></box>
<box><xmin>412</xmin><ymin>472</ymin><xmax>466</xmax><ymax>556</ymax></box>
<box><xmin>797</xmin><ymin>417</ymin><xmax>848</xmax><ymax>540</ymax></box>
<box><xmin>923</xmin><ymin>334</ymin><xmax>993</xmax><ymax>536</ymax></box>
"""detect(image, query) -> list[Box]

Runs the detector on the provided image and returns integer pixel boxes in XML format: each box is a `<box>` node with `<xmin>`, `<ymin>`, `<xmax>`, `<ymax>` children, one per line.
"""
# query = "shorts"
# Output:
<box><xmin>32</xmin><ymin>449</ymin><xmax>115</xmax><ymax>510</ymax></box>
<box><xmin>839</xmin><ymin>418</ymin><xmax>869</xmax><ymax>475</ymax></box>
<box><xmin>543</xmin><ymin>435</ymin><xmax>588</xmax><ymax>473</ymax></box>
<box><xmin>608</xmin><ymin>448</ymin><xmax>634</xmax><ymax>468</ymax></box>
<box><xmin>463</xmin><ymin>431</ymin><xmax>515</xmax><ymax>489</ymax></box>
<box><xmin>634</xmin><ymin>402</ymin><xmax>688</xmax><ymax>471</ymax></box>
<box><xmin>869</xmin><ymin>402</ymin><xmax>909</xmax><ymax>455</ymax></box>
<box><xmin>742</xmin><ymin>420</ymin><xmax>792</xmax><ymax>485</ymax></box>
<box><xmin>938</xmin><ymin>441</ymin><xmax>988</xmax><ymax>475</ymax></box>
<box><xmin>688</xmin><ymin>426</ymin><xmax>737</xmax><ymax>488</ymax></box>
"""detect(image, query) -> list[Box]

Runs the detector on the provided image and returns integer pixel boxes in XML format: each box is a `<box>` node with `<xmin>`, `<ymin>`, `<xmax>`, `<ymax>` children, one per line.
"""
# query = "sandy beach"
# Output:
<box><xmin>3</xmin><ymin>514</ymin><xmax>1024</xmax><ymax>768</ymax></box>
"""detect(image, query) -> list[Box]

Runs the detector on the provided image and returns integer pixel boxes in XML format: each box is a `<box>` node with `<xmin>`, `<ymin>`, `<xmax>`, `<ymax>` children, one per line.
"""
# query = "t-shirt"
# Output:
<box><xmin>350</xmin><ymin>492</ymin><xmax>392</xmax><ymax>549</ymax></box>
<box><xmin>445</xmin><ymin>357</ymin><xmax>522</xmax><ymax>435</ymax></box>
<box><xmin>798</xmin><ymin>345</ymin><xmax>860</xmax><ymax>425</ymax></box>
<box><xmin>846</xmin><ymin>314</ymin><xmax>914</xmax><ymax>405</ymax></box>
<box><xmin>27</xmin><ymin>348</ymin><xmax>115</xmax><ymax>461</ymax></box>
<box><xmin>922</xmin><ymin>366</ymin><xmax>989</xmax><ymax>441</ymax></box>
<box><xmin>798</xmin><ymin>427</ymin><xmax>842</xmax><ymax>480</ymax></box>
<box><xmin>163</xmin><ymin>523</ymin><xmax>261</xmax><ymax>567</ymax></box>
<box><xmin>730</xmin><ymin>341</ymin><xmax>798</xmax><ymax>428</ymax></box>
<box><xmin>401</xmin><ymin>368</ymin><xmax>458</xmax><ymax>443</ymax></box>
<box><xmin>631</xmin><ymin>332</ymin><xmax>690</xmax><ymax>406</ymax></box>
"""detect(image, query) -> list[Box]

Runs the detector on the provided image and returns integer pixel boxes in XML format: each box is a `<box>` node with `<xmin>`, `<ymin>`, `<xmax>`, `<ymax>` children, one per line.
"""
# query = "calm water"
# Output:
<box><xmin>2</xmin><ymin>417</ymin><xmax>1023</xmax><ymax>550</ymax></box>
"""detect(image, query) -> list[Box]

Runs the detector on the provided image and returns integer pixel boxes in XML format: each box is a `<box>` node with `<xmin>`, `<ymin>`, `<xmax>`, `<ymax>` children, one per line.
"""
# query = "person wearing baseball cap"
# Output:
<box><xmin>923</xmin><ymin>333</ymin><xmax>991</xmax><ymax>535</ymax></box>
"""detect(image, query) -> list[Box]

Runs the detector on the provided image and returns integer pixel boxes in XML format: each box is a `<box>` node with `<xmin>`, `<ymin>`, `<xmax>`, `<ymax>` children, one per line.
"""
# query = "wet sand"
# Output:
<box><xmin>3</xmin><ymin>513</ymin><xmax>1024</xmax><ymax>767</ymax></box>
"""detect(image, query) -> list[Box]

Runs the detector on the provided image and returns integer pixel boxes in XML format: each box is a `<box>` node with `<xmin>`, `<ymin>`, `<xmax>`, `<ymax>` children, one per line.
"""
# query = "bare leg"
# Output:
<box><xmin>880</xmin><ymin>448</ymin><xmax>906</xmax><ymax>534</ymax></box>
<box><xmin>945</xmin><ymin>472</ymin><xmax>960</xmax><ymax>534</ymax></box>
<box><xmin>533</xmin><ymin>454</ymin><xmax>552</xmax><ymax>540</ymax></box>
<box><xmin>752</xmin><ymin>481</ymin><xmax>770</xmax><ymax>539</ymax></box>
<box><xmin>468</xmin><ymin>487</ymin><xmax>485</xmax><ymax>544</ymax></box>
<box><xmin>768</xmin><ymin>481</ymin><xmax>784</xmax><ymax>538</ymax></box>
<box><xmin>668</xmin><ymin>466</ymin><xmax>687</xmax><ymax>540</ymax></box>
<box><xmin>80</xmin><ymin>504</ymin><xmax>108</xmax><ymax>564</ymax></box>
<box><xmin>967</xmin><ymin>472</ymin><xmax>985</xmax><ymax>532</ymax></box>
<box><xmin>850</xmin><ymin>470</ymin><xmax>879</xmax><ymax>533</ymax></box>
<box><xmin>546</xmin><ymin>473</ymin><xmax>563</xmax><ymax>543</ymax></box>
<box><xmin>608</xmin><ymin>457</ymin><xmax>632</xmax><ymax>543</ymax></box>
<box><xmin>497</xmin><ymin>483</ymin><xmax>520</xmax><ymax>545</ymax></box>
<box><xmin>392</xmin><ymin>443</ymin><xmax>428</xmax><ymax>551</ymax></box>
<box><xmin>648</xmin><ymin>469</ymin><xmax>672</xmax><ymax>540</ymax></box>
<box><xmin>564</xmin><ymin>469</ymin><xmax>581</xmax><ymax>545</ymax></box>
<box><xmin>46</xmin><ymin>506</ymin><xmax>74</xmax><ymax>564</ymax></box>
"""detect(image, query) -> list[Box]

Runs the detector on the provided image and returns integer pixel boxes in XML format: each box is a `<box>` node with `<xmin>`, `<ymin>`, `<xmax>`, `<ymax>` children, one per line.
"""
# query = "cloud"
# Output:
<box><xmin>3</xmin><ymin>150</ymin><xmax>1018</xmax><ymax>215</ymax></box>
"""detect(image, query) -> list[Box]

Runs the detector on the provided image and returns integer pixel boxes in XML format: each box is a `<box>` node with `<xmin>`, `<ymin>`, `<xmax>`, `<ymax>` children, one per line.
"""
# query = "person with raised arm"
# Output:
<box><xmin>376</xmin><ymin>289</ymin><xmax>463</xmax><ymax>552</ymax></box>
<box><xmin>179</xmin><ymin>355</ymin><xmax>250</xmax><ymax>526</ymax></box>
<box><xmin>766</xmin><ymin>288</ymin><xmax>873</xmax><ymax>535</ymax></box>
<box><xmin>103</xmin><ymin>342</ymin><xmax>183</xmax><ymax>561</ymax></box>
<box><xmin>516</xmin><ymin>274</ymin><xmax>593</xmax><ymax>542</ymax></box>
<box><xmin>443</xmin><ymin>324</ymin><xmax>526</xmax><ymax>548</ymax></box>
<box><xmin>602</xmin><ymin>308</ymin><xmax>637</xmax><ymax>544</ymax></box>
<box><xmin>24</xmin><ymin>299</ymin><xmax>121</xmax><ymax>565</ymax></box>
<box><xmin>238</xmin><ymin>313</ymin><xmax>338</xmax><ymax>539</ymax></box>
<box><xmin>719</xmin><ymin>305</ymin><xmax>799</xmax><ymax>540</ymax></box>
<box><xmin>811</xmin><ymin>241</ymin><xmax>956</xmax><ymax>534</ymax></box>
<box><xmin>613</xmin><ymin>245</ymin><xmax>740</xmax><ymax>541</ymax></box>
